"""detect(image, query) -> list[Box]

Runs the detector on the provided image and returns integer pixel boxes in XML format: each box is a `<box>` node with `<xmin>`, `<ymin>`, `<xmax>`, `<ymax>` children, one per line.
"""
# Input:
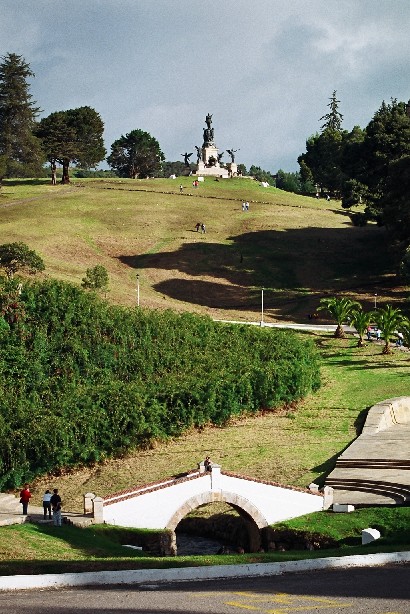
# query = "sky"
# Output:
<box><xmin>2</xmin><ymin>0</ymin><xmax>410</xmax><ymax>172</ymax></box>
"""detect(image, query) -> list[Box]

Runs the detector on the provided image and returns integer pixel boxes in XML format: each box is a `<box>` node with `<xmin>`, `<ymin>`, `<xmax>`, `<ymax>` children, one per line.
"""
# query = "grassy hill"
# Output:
<box><xmin>0</xmin><ymin>177</ymin><xmax>405</xmax><ymax>322</ymax></box>
<box><xmin>1</xmin><ymin>177</ymin><xmax>409</xmax><ymax>513</ymax></box>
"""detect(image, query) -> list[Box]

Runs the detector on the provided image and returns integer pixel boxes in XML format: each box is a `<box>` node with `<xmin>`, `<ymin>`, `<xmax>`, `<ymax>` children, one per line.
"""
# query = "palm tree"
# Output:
<box><xmin>318</xmin><ymin>297</ymin><xmax>361</xmax><ymax>338</ymax></box>
<box><xmin>373</xmin><ymin>305</ymin><xmax>406</xmax><ymax>354</ymax></box>
<box><xmin>350</xmin><ymin>309</ymin><xmax>373</xmax><ymax>347</ymax></box>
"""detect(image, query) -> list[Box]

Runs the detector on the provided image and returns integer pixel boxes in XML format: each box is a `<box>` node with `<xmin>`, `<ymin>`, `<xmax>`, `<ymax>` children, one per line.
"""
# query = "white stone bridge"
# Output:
<box><xmin>88</xmin><ymin>463</ymin><xmax>325</xmax><ymax>552</ymax></box>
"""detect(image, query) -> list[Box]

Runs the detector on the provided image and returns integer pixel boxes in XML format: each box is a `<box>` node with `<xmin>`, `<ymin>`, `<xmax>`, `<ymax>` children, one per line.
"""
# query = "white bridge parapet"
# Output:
<box><xmin>101</xmin><ymin>464</ymin><xmax>323</xmax><ymax>531</ymax></box>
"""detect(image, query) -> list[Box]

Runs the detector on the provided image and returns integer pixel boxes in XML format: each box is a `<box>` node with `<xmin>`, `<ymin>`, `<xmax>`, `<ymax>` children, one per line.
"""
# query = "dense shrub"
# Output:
<box><xmin>0</xmin><ymin>279</ymin><xmax>320</xmax><ymax>488</ymax></box>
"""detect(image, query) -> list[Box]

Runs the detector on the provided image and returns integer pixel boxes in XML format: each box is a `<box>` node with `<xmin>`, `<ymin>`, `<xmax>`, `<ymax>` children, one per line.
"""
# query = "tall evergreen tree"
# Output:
<box><xmin>320</xmin><ymin>90</ymin><xmax>344</xmax><ymax>132</ymax></box>
<box><xmin>0</xmin><ymin>53</ymin><xmax>44</xmax><ymax>177</ymax></box>
<box><xmin>298</xmin><ymin>91</ymin><xmax>346</xmax><ymax>196</ymax></box>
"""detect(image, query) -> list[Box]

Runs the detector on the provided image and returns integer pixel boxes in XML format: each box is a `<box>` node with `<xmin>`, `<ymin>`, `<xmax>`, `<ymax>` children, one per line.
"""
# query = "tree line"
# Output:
<box><xmin>0</xmin><ymin>53</ymin><xmax>164</xmax><ymax>183</ymax></box>
<box><xmin>298</xmin><ymin>91</ymin><xmax>410</xmax><ymax>274</ymax></box>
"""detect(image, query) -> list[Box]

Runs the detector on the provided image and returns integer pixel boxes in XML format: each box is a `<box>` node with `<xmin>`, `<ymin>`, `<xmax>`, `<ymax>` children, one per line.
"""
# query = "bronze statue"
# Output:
<box><xmin>205</xmin><ymin>113</ymin><xmax>213</xmax><ymax>129</ymax></box>
<box><xmin>181</xmin><ymin>152</ymin><xmax>193</xmax><ymax>167</ymax></box>
<box><xmin>227</xmin><ymin>148</ymin><xmax>239</xmax><ymax>163</ymax></box>
<box><xmin>203</xmin><ymin>127</ymin><xmax>214</xmax><ymax>147</ymax></box>
<box><xmin>195</xmin><ymin>145</ymin><xmax>202</xmax><ymax>163</ymax></box>
<box><xmin>217</xmin><ymin>152</ymin><xmax>224</xmax><ymax>163</ymax></box>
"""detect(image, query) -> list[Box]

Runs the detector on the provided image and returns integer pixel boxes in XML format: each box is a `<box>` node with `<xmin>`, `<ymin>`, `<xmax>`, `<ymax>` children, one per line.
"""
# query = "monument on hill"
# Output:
<box><xmin>195</xmin><ymin>114</ymin><xmax>235</xmax><ymax>178</ymax></box>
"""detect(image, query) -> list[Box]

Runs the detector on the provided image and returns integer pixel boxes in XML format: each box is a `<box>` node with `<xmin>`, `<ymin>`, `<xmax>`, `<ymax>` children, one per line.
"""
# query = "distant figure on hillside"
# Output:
<box><xmin>19</xmin><ymin>483</ymin><xmax>31</xmax><ymax>516</ymax></box>
<box><xmin>43</xmin><ymin>489</ymin><xmax>52</xmax><ymax>520</ymax></box>
<box><xmin>195</xmin><ymin>222</ymin><xmax>201</xmax><ymax>232</ymax></box>
<box><xmin>396</xmin><ymin>332</ymin><xmax>404</xmax><ymax>347</ymax></box>
<box><xmin>201</xmin><ymin>223</ymin><xmax>206</xmax><ymax>234</ymax></box>
<box><xmin>50</xmin><ymin>488</ymin><xmax>62</xmax><ymax>526</ymax></box>
<box><xmin>51</xmin><ymin>165</ymin><xmax>57</xmax><ymax>185</ymax></box>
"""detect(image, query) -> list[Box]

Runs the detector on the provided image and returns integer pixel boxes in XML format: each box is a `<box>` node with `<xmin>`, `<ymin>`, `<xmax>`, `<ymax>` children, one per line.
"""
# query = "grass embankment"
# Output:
<box><xmin>0</xmin><ymin>506</ymin><xmax>408</xmax><ymax>576</ymax></box>
<box><xmin>0</xmin><ymin>177</ymin><xmax>404</xmax><ymax>321</ymax></box>
<box><xmin>0</xmin><ymin>178</ymin><xmax>409</xmax><ymax>573</ymax></box>
<box><xmin>30</xmin><ymin>334</ymin><xmax>410</xmax><ymax>512</ymax></box>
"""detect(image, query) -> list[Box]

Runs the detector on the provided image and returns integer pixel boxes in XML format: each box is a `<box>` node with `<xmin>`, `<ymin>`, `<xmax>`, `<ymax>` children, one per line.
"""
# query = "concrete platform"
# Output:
<box><xmin>326</xmin><ymin>398</ymin><xmax>410</xmax><ymax>506</ymax></box>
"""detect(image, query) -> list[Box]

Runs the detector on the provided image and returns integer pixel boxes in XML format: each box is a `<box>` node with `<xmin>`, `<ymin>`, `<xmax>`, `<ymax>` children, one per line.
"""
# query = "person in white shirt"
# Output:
<box><xmin>42</xmin><ymin>489</ymin><xmax>52</xmax><ymax>519</ymax></box>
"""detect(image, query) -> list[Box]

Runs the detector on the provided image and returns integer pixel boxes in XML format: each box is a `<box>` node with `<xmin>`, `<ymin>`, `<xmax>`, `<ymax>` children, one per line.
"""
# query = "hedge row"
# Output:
<box><xmin>0</xmin><ymin>279</ymin><xmax>320</xmax><ymax>488</ymax></box>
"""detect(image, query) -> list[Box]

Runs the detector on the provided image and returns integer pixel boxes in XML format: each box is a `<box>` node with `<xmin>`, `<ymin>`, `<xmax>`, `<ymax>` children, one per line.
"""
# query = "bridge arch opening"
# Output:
<box><xmin>167</xmin><ymin>491</ymin><xmax>268</xmax><ymax>553</ymax></box>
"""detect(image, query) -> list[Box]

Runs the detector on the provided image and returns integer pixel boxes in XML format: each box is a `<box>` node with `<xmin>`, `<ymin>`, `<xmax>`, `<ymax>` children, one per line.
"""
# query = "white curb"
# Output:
<box><xmin>0</xmin><ymin>551</ymin><xmax>408</xmax><ymax>591</ymax></box>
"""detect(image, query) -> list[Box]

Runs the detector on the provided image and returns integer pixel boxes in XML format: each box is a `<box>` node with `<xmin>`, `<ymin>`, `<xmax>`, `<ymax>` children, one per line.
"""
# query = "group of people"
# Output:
<box><xmin>195</xmin><ymin>222</ymin><xmax>206</xmax><ymax>233</ymax></box>
<box><xmin>19</xmin><ymin>484</ymin><xmax>63</xmax><ymax>526</ymax></box>
<box><xmin>242</xmin><ymin>201</ymin><xmax>250</xmax><ymax>211</ymax></box>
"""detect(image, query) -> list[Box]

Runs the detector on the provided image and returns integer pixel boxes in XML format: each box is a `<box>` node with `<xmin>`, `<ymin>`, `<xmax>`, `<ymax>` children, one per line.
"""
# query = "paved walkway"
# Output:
<box><xmin>0</xmin><ymin>494</ymin><xmax>91</xmax><ymax>527</ymax></box>
<box><xmin>326</xmin><ymin>413</ymin><xmax>410</xmax><ymax>506</ymax></box>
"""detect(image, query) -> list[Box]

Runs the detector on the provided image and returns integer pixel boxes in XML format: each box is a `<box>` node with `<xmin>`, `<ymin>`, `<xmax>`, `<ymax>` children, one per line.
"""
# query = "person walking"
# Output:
<box><xmin>50</xmin><ymin>488</ymin><xmax>62</xmax><ymax>526</ymax></box>
<box><xmin>19</xmin><ymin>483</ymin><xmax>31</xmax><ymax>515</ymax></box>
<box><xmin>42</xmin><ymin>489</ymin><xmax>52</xmax><ymax>520</ymax></box>
<box><xmin>201</xmin><ymin>223</ymin><xmax>206</xmax><ymax>234</ymax></box>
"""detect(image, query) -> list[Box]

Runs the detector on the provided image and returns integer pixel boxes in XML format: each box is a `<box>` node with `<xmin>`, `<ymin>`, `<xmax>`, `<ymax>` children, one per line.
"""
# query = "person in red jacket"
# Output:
<box><xmin>19</xmin><ymin>483</ymin><xmax>31</xmax><ymax>515</ymax></box>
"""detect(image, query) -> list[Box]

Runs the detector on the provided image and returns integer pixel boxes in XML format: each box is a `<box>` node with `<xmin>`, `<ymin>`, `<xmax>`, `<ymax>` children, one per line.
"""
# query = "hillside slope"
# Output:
<box><xmin>0</xmin><ymin>177</ymin><xmax>404</xmax><ymax>322</ymax></box>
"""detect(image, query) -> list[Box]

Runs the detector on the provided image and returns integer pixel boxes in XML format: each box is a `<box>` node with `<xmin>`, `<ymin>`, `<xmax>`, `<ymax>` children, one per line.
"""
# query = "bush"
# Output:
<box><xmin>0</xmin><ymin>279</ymin><xmax>320</xmax><ymax>488</ymax></box>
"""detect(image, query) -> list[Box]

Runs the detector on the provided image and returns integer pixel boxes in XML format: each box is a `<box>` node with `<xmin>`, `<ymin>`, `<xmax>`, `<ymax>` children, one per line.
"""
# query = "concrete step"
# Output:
<box><xmin>328</xmin><ymin>477</ymin><xmax>410</xmax><ymax>505</ymax></box>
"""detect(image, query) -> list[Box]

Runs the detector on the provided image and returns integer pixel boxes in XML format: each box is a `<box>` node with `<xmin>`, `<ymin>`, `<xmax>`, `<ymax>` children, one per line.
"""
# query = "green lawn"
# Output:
<box><xmin>1</xmin><ymin>177</ymin><xmax>409</xmax><ymax>573</ymax></box>
<box><xmin>0</xmin><ymin>506</ymin><xmax>408</xmax><ymax>576</ymax></box>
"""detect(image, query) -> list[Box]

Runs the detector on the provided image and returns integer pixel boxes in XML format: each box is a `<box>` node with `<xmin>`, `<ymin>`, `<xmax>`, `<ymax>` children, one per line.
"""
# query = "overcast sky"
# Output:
<box><xmin>2</xmin><ymin>0</ymin><xmax>410</xmax><ymax>172</ymax></box>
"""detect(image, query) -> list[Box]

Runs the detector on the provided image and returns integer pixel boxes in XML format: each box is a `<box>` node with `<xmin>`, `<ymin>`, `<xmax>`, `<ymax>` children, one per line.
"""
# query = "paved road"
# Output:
<box><xmin>0</xmin><ymin>565</ymin><xmax>408</xmax><ymax>613</ymax></box>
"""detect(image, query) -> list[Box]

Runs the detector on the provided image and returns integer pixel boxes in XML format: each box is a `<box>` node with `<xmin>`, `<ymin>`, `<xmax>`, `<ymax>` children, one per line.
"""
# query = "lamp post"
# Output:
<box><xmin>136</xmin><ymin>274</ymin><xmax>140</xmax><ymax>307</ymax></box>
<box><xmin>374</xmin><ymin>293</ymin><xmax>377</xmax><ymax>309</ymax></box>
<box><xmin>261</xmin><ymin>288</ymin><xmax>264</xmax><ymax>326</ymax></box>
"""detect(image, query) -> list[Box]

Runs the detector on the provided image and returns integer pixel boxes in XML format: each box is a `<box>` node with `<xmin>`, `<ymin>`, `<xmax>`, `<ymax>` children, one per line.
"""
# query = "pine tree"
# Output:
<box><xmin>320</xmin><ymin>90</ymin><xmax>344</xmax><ymax>132</ymax></box>
<box><xmin>0</xmin><ymin>53</ymin><xmax>44</xmax><ymax>177</ymax></box>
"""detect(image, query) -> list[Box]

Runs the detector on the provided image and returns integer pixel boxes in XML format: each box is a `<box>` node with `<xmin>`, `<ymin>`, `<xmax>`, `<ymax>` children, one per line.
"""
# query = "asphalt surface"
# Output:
<box><xmin>0</xmin><ymin>565</ymin><xmax>408</xmax><ymax>613</ymax></box>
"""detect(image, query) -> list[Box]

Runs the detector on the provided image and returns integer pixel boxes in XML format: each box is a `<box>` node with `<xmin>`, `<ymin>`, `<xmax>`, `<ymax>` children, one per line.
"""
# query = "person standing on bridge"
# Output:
<box><xmin>204</xmin><ymin>456</ymin><xmax>212</xmax><ymax>472</ymax></box>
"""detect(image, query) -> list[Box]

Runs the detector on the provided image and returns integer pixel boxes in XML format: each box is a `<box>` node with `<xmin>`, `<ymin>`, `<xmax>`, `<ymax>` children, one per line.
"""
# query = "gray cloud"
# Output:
<box><xmin>1</xmin><ymin>0</ymin><xmax>409</xmax><ymax>172</ymax></box>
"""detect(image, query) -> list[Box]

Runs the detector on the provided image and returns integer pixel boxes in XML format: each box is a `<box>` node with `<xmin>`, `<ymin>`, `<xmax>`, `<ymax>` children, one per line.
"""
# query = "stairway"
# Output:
<box><xmin>326</xmin><ymin>423</ymin><xmax>410</xmax><ymax>506</ymax></box>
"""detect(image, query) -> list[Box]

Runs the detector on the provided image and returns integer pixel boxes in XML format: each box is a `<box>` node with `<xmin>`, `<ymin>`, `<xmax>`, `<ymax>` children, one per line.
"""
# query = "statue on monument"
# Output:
<box><xmin>202</xmin><ymin>113</ymin><xmax>215</xmax><ymax>147</ymax></box>
<box><xmin>217</xmin><ymin>152</ymin><xmax>224</xmax><ymax>163</ymax></box>
<box><xmin>227</xmin><ymin>148</ymin><xmax>239</xmax><ymax>163</ymax></box>
<box><xmin>203</xmin><ymin>127</ymin><xmax>215</xmax><ymax>146</ymax></box>
<box><xmin>181</xmin><ymin>152</ymin><xmax>193</xmax><ymax>167</ymax></box>
<box><xmin>195</xmin><ymin>145</ymin><xmax>202</xmax><ymax>163</ymax></box>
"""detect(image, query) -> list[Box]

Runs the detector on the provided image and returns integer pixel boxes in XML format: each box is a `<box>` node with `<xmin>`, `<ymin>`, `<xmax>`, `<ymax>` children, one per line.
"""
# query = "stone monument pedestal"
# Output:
<box><xmin>197</xmin><ymin>147</ymin><xmax>229</xmax><ymax>177</ymax></box>
<box><xmin>196</xmin><ymin>162</ymin><xmax>229</xmax><ymax>178</ymax></box>
<box><xmin>228</xmin><ymin>163</ymin><xmax>238</xmax><ymax>177</ymax></box>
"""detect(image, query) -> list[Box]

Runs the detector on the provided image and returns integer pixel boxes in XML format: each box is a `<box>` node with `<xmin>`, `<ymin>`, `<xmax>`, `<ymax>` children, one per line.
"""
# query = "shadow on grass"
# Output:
<box><xmin>117</xmin><ymin>226</ymin><xmax>403</xmax><ymax>319</ymax></box>
<box><xmin>3</xmin><ymin>178</ymin><xmax>50</xmax><ymax>186</ymax></box>
<box><xmin>24</xmin><ymin>523</ymin><xmax>150</xmax><ymax>560</ymax></box>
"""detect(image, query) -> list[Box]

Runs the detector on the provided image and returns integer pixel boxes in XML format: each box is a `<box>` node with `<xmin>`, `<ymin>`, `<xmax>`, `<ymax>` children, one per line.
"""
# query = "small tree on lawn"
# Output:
<box><xmin>318</xmin><ymin>296</ymin><xmax>360</xmax><ymax>338</ymax></box>
<box><xmin>0</xmin><ymin>242</ymin><xmax>45</xmax><ymax>279</ymax></box>
<box><xmin>350</xmin><ymin>308</ymin><xmax>373</xmax><ymax>347</ymax></box>
<box><xmin>373</xmin><ymin>304</ymin><xmax>407</xmax><ymax>354</ymax></box>
<box><xmin>81</xmin><ymin>265</ymin><xmax>109</xmax><ymax>294</ymax></box>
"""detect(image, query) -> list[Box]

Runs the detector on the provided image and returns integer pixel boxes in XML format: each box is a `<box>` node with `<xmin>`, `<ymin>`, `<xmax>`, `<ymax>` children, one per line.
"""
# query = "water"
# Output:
<box><xmin>176</xmin><ymin>532</ymin><xmax>225</xmax><ymax>556</ymax></box>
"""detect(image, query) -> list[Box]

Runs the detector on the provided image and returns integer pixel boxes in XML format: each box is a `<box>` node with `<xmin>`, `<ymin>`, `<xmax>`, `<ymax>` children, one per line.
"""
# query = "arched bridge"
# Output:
<box><xmin>95</xmin><ymin>463</ymin><xmax>324</xmax><ymax>551</ymax></box>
